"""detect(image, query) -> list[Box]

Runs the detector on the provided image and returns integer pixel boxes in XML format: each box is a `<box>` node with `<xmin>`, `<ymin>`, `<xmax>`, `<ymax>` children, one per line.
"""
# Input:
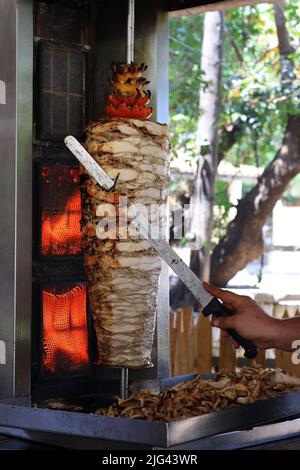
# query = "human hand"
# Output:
<box><xmin>203</xmin><ymin>282</ymin><xmax>280</xmax><ymax>350</ymax></box>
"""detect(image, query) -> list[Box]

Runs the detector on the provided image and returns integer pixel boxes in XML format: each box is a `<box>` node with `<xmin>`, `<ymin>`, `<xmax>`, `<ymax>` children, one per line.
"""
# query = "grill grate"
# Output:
<box><xmin>37</xmin><ymin>42</ymin><xmax>86</xmax><ymax>141</ymax></box>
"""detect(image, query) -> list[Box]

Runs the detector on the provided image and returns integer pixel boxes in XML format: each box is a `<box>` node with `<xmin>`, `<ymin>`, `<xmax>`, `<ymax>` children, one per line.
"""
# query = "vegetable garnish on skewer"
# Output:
<box><xmin>105</xmin><ymin>62</ymin><xmax>153</xmax><ymax>120</ymax></box>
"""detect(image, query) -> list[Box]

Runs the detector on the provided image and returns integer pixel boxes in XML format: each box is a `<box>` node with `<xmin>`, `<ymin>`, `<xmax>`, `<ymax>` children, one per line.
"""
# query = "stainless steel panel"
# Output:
<box><xmin>167</xmin><ymin>419</ymin><xmax>300</xmax><ymax>450</ymax></box>
<box><xmin>135</xmin><ymin>0</ymin><xmax>169</xmax><ymax>123</ymax></box>
<box><xmin>0</xmin><ymin>0</ymin><xmax>18</xmax><ymax>400</ymax></box>
<box><xmin>0</xmin><ymin>0</ymin><xmax>32</xmax><ymax>400</ymax></box>
<box><xmin>15</xmin><ymin>0</ymin><xmax>33</xmax><ymax>400</ymax></box>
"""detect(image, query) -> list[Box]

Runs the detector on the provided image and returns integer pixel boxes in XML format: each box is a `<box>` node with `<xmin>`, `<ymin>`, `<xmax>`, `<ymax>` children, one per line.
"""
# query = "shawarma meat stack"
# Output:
<box><xmin>81</xmin><ymin>63</ymin><xmax>170</xmax><ymax>367</ymax></box>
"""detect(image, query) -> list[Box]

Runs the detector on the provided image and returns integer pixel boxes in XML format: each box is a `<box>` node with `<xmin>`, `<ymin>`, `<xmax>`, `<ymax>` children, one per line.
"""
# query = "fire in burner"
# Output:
<box><xmin>41</xmin><ymin>166</ymin><xmax>82</xmax><ymax>256</ymax></box>
<box><xmin>42</xmin><ymin>285</ymin><xmax>89</xmax><ymax>374</ymax></box>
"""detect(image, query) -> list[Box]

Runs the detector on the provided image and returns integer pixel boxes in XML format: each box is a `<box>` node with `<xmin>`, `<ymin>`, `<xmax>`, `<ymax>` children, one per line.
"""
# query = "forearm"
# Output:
<box><xmin>271</xmin><ymin>317</ymin><xmax>300</xmax><ymax>352</ymax></box>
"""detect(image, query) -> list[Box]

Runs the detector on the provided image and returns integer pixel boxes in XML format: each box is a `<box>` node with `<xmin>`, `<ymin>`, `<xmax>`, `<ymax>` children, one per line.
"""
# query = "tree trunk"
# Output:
<box><xmin>210</xmin><ymin>115</ymin><xmax>300</xmax><ymax>286</ymax></box>
<box><xmin>274</xmin><ymin>3</ymin><xmax>294</xmax><ymax>55</ymax></box>
<box><xmin>189</xmin><ymin>11</ymin><xmax>224</xmax><ymax>282</ymax></box>
<box><xmin>210</xmin><ymin>2</ymin><xmax>298</xmax><ymax>286</ymax></box>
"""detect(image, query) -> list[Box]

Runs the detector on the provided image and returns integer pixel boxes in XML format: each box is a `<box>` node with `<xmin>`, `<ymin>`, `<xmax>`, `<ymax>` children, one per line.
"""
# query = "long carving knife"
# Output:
<box><xmin>64</xmin><ymin>135</ymin><xmax>257</xmax><ymax>359</ymax></box>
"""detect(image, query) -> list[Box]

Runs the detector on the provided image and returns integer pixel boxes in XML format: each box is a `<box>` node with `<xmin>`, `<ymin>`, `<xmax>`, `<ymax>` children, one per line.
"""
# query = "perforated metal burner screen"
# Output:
<box><xmin>42</xmin><ymin>284</ymin><xmax>89</xmax><ymax>374</ymax></box>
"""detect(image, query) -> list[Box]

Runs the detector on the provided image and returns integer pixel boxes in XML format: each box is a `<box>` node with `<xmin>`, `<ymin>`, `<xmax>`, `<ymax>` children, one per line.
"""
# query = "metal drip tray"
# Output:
<box><xmin>1</xmin><ymin>391</ymin><xmax>300</xmax><ymax>449</ymax></box>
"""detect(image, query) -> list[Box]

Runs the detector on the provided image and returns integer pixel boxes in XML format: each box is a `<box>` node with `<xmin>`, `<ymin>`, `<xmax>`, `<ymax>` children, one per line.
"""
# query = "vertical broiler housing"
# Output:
<box><xmin>82</xmin><ymin>117</ymin><xmax>170</xmax><ymax>367</ymax></box>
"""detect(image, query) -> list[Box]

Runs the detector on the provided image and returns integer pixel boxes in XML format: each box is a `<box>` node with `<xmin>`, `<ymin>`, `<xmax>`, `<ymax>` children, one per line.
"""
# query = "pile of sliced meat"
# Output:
<box><xmin>94</xmin><ymin>364</ymin><xmax>300</xmax><ymax>421</ymax></box>
<box><xmin>81</xmin><ymin>117</ymin><xmax>170</xmax><ymax>367</ymax></box>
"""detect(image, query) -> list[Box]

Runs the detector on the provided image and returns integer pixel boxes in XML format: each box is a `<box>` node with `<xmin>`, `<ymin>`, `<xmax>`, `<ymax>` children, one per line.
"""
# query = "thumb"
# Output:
<box><xmin>211</xmin><ymin>315</ymin><xmax>236</xmax><ymax>330</ymax></box>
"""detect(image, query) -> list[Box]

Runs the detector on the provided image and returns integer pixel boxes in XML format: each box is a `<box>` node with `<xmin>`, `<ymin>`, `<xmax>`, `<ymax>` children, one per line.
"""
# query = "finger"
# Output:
<box><xmin>230</xmin><ymin>338</ymin><xmax>240</xmax><ymax>349</ymax></box>
<box><xmin>211</xmin><ymin>315</ymin><xmax>236</xmax><ymax>330</ymax></box>
<box><xmin>221</xmin><ymin>329</ymin><xmax>230</xmax><ymax>339</ymax></box>
<box><xmin>220</xmin><ymin>328</ymin><xmax>239</xmax><ymax>348</ymax></box>
<box><xmin>203</xmin><ymin>282</ymin><xmax>239</xmax><ymax>306</ymax></box>
<box><xmin>211</xmin><ymin>314</ymin><xmax>231</xmax><ymax>327</ymax></box>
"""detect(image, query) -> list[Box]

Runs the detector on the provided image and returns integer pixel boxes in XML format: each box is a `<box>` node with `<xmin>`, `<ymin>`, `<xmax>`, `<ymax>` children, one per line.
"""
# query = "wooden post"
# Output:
<box><xmin>275</xmin><ymin>307</ymin><xmax>300</xmax><ymax>377</ymax></box>
<box><xmin>173</xmin><ymin>309</ymin><xmax>186</xmax><ymax>376</ymax></box>
<box><xmin>289</xmin><ymin>309</ymin><xmax>300</xmax><ymax>377</ymax></box>
<box><xmin>182</xmin><ymin>306</ymin><xmax>194</xmax><ymax>373</ymax></box>
<box><xmin>172</xmin><ymin>307</ymin><xmax>195</xmax><ymax>376</ymax></box>
<box><xmin>254</xmin><ymin>349</ymin><xmax>266</xmax><ymax>368</ymax></box>
<box><xmin>169</xmin><ymin>312</ymin><xmax>177</xmax><ymax>376</ymax></box>
<box><xmin>219</xmin><ymin>336</ymin><xmax>236</xmax><ymax>371</ymax></box>
<box><xmin>191</xmin><ymin>313</ymin><xmax>199</xmax><ymax>373</ymax></box>
<box><xmin>196</xmin><ymin>314</ymin><xmax>212</xmax><ymax>374</ymax></box>
<box><xmin>252</xmin><ymin>299</ymin><xmax>274</xmax><ymax>368</ymax></box>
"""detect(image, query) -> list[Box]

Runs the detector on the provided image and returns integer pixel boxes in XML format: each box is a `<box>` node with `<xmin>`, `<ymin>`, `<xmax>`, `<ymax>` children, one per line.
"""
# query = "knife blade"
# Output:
<box><xmin>64</xmin><ymin>135</ymin><xmax>257</xmax><ymax>359</ymax></box>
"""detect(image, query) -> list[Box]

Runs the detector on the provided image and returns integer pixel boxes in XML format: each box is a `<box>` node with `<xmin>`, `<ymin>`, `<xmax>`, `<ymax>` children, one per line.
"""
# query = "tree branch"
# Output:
<box><xmin>170</xmin><ymin>35</ymin><xmax>196</xmax><ymax>52</ymax></box>
<box><xmin>254</xmin><ymin>46</ymin><xmax>278</xmax><ymax>65</ymax></box>
<box><xmin>274</xmin><ymin>3</ymin><xmax>295</xmax><ymax>88</ymax></box>
<box><xmin>218</xmin><ymin>120</ymin><xmax>243</xmax><ymax>163</ymax></box>
<box><xmin>224</xmin><ymin>24</ymin><xmax>244</xmax><ymax>64</ymax></box>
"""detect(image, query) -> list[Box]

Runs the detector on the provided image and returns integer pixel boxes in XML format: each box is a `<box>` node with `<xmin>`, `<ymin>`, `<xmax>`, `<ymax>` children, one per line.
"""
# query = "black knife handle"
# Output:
<box><xmin>202</xmin><ymin>297</ymin><xmax>257</xmax><ymax>359</ymax></box>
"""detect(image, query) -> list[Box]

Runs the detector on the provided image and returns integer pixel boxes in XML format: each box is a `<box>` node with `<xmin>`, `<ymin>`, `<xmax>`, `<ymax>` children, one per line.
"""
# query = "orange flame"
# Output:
<box><xmin>43</xmin><ymin>285</ymin><xmax>89</xmax><ymax>374</ymax></box>
<box><xmin>42</xmin><ymin>190</ymin><xmax>82</xmax><ymax>256</ymax></box>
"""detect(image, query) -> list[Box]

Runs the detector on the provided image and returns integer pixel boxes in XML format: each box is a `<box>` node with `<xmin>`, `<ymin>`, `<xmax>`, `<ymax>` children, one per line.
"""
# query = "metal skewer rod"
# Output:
<box><xmin>120</xmin><ymin>368</ymin><xmax>129</xmax><ymax>400</ymax></box>
<box><xmin>127</xmin><ymin>0</ymin><xmax>135</xmax><ymax>63</ymax></box>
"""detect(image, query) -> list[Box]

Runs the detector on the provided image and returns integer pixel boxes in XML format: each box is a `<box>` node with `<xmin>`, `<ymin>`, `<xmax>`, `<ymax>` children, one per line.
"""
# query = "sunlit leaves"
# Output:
<box><xmin>169</xmin><ymin>15</ymin><xmax>204</xmax><ymax>162</ymax></box>
<box><xmin>169</xmin><ymin>0</ymin><xmax>300</xmax><ymax>170</ymax></box>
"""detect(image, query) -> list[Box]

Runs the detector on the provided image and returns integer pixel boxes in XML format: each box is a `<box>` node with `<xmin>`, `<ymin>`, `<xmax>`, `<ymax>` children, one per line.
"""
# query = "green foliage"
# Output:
<box><xmin>169</xmin><ymin>1</ymin><xmax>300</xmax><ymax>169</ymax></box>
<box><xmin>222</xmin><ymin>4</ymin><xmax>300</xmax><ymax>167</ymax></box>
<box><xmin>169</xmin><ymin>15</ymin><xmax>205</xmax><ymax>163</ymax></box>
